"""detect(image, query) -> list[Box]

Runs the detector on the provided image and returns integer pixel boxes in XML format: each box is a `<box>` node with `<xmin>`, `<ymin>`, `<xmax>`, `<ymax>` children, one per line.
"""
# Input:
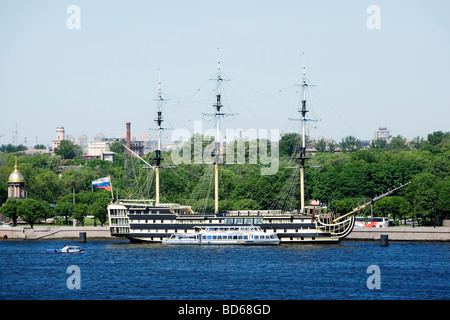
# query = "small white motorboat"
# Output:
<box><xmin>45</xmin><ymin>245</ymin><xmax>84</xmax><ymax>254</ymax></box>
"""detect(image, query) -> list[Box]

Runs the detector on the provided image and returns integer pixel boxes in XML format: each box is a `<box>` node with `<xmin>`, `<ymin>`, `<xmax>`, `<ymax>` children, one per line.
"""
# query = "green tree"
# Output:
<box><xmin>427</xmin><ymin>131</ymin><xmax>445</xmax><ymax>146</ymax></box>
<box><xmin>0</xmin><ymin>198</ymin><xmax>20</xmax><ymax>226</ymax></box>
<box><xmin>422</xmin><ymin>131</ymin><xmax>450</xmax><ymax>153</ymax></box>
<box><xmin>18</xmin><ymin>199</ymin><xmax>50</xmax><ymax>228</ymax></box>
<box><xmin>74</xmin><ymin>191</ymin><xmax>95</xmax><ymax>205</ymax></box>
<box><xmin>0</xmin><ymin>144</ymin><xmax>28</xmax><ymax>153</ymax></box>
<box><xmin>388</xmin><ymin>135</ymin><xmax>410</xmax><ymax>151</ymax></box>
<box><xmin>370</xmin><ymin>138</ymin><xmax>387</xmax><ymax>150</ymax></box>
<box><xmin>54</xmin><ymin>140</ymin><xmax>83</xmax><ymax>159</ymax></box>
<box><xmin>60</xmin><ymin>169</ymin><xmax>96</xmax><ymax>194</ymax></box>
<box><xmin>110</xmin><ymin>141</ymin><xmax>124</xmax><ymax>154</ymax></box>
<box><xmin>72</xmin><ymin>203</ymin><xmax>88</xmax><ymax>226</ymax></box>
<box><xmin>315</xmin><ymin>139</ymin><xmax>327</xmax><ymax>153</ymax></box>
<box><xmin>0</xmin><ymin>180</ymin><xmax>7</xmax><ymax>204</ymax></box>
<box><xmin>88</xmin><ymin>202</ymin><xmax>108</xmax><ymax>225</ymax></box>
<box><xmin>398</xmin><ymin>198</ymin><xmax>412</xmax><ymax>224</ymax></box>
<box><xmin>373</xmin><ymin>196</ymin><xmax>410</xmax><ymax>221</ymax></box>
<box><xmin>340</xmin><ymin>136</ymin><xmax>362</xmax><ymax>153</ymax></box>
<box><xmin>338</xmin><ymin>161</ymin><xmax>372</xmax><ymax>198</ymax></box>
<box><xmin>406</xmin><ymin>173</ymin><xmax>438</xmax><ymax>225</ymax></box>
<box><xmin>54</xmin><ymin>202</ymin><xmax>74</xmax><ymax>225</ymax></box>
<box><xmin>436</xmin><ymin>177</ymin><xmax>450</xmax><ymax>219</ymax></box>
<box><xmin>327</xmin><ymin>141</ymin><xmax>338</xmax><ymax>153</ymax></box>
<box><xmin>329</xmin><ymin>198</ymin><xmax>366</xmax><ymax>215</ymax></box>
<box><xmin>27</xmin><ymin>171</ymin><xmax>62</xmax><ymax>204</ymax></box>
<box><xmin>409</xmin><ymin>136</ymin><xmax>426</xmax><ymax>150</ymax></box>
<box><xmin>279</xmin><ymin>133</ymin><xmax>301</xmax><ymax>158</ymax></box>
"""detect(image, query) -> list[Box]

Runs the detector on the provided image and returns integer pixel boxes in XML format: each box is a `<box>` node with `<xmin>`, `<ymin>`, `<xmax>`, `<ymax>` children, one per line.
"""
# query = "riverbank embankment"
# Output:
<box><xmin>345</xmin><ymin>226</ymin><xmax>450</xmax><ymax>241</ymax></box>
<box><xmin>0</xmin><ymin>226</ymin><xmax>113</xmax><ymax>240</ymax></box>
<box><xmin>1</xmin><ymin>225</ymin><xmax>449</xmax><ymax>241</ymax></box>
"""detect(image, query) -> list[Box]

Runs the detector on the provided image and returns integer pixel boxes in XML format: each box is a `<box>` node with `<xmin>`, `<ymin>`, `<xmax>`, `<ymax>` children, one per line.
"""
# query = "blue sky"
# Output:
<box><xmin>0</xmin><ymin>0</ymin><xmax>449</xmax><ymax>147</ymax></box>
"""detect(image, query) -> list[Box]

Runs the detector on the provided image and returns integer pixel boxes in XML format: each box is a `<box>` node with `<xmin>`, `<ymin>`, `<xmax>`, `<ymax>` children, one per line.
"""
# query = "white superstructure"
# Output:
<box><xmin>163</xmin><ymin>225</ymin><xmax>280</xmax><ymax>245</ymax></box>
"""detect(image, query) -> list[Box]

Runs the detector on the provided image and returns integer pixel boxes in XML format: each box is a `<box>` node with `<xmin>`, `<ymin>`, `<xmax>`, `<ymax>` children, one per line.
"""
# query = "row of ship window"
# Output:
<box><xmin>113</xmin><ymin>208</ymin><xmax>322</xmax><ymax>216</ymax></box>
<box><xmin>110</xmin><ymin>218</ymin><xmax>129</xmax><ymax>226</ymax></box>
<box><xmin>110</xmin><ymin>209</ymin><xmax>175</xmax><ymax>215</ymax></box>
<box><xmin>120</xmin><ymin>218</ymin><xmax>309</xmax><ymax>224</ymax></box>
<box><xmin>130</xmin><ymin>229</ymin><xmax>312</xmax><ymax>234</ymax></box>
<box><xmin>202</xmin><ymin>235</ymin><xmax>277</xmax><ymax>240</ymax></box>
<box><xmin>110</xmin><ymin>231</ymin><xmax>317</xmax><ymax>242</ymax></box>
<box><xmin>109</xmin><ymin>210</ymin><xmax>311</xmax><ymax>224</ymax></box>
<box><xmin>109</xmin><ymin>209</ymin><xmax>127</xmax><ymax>216</ymax></box>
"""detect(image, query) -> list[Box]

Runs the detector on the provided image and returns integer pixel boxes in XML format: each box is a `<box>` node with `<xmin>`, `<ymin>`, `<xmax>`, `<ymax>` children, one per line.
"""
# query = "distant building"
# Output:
<box><xmin>8</xmin><ymin>157</ymin><xmax>25</xmax><ymax>200</ymax></box>
<box><xmin>130</xmin><ymin>140</ymin><xmax>145</xmax><ymax>157</ymax></box>
<box><xmin>78</xmin><ymin>134</ymin><xmax>88</xmax><ymax>147</ymax></box>
<box><xmin>161</xmin><ymin>141</ymin><xmax>182</xmax><ymax>151</ymax></box>
<box><xmin>102</xmin><ymin>152</ymin><xmax>115</xmax><ymax>162</ymax></box>
<box><xmin>83</xmin><ymin>140</ymin><xmax>117</xmax><ymax>162</ymax></box>
<box><xmin>66</xmin><ymin>134</ymin><xmax>76</xmax><ymax>144</ymax></box>
<box><xmin>374</xmin><ymin>127</ymin><xmax>392</xmax><ymax>141</ymax></box>
<box><xmin>51</xmin><ymin>126</ymin><xmax>65</xmax><ymax>154</ymax></box>
<box><xmin>147</xmin><ymin>140</ymin><xmax>158</xmax><ymax>150</ymax></box>
<box><xmin>24</xmin><ymin>147</ymin><xmax>48</xmax><ymax>155</ymax></box>
<box><xmin>92</xmin><ymin>133</ymin><xmax>105</xmax><ymax>142</ymax></box>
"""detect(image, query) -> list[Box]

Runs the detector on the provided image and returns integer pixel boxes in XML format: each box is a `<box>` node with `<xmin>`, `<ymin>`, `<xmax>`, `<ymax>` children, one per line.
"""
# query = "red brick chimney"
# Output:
<box><xmin>126</xmin><ymin>122</ymin><xmax>131</xmax><ymax>155</ymax></box>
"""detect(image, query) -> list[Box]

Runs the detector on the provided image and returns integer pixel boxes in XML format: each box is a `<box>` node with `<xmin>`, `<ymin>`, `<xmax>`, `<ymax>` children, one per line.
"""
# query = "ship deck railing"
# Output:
<box><xmin>177</xmin><ymin>211</ymin><xmax>309</xmax><ymax>217</ymax></box>
<box><xmin>116</xmin><ymin>200</ymin><xmax>193</xmax><ymax>209</ymax></box>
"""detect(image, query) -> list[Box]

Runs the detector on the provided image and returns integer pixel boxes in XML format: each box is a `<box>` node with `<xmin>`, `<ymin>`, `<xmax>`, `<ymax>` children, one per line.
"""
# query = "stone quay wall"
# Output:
<box><xmin>0</xmin><ymin>226</ymin><xmax>114</xmax><ymax>240</ymax></box>
<box><xmin>345</xmin><ymin>226</ymin><xmax>450</xmax><ymax>241</ymax></box>
<box><xmin>1</xmin><ymin>225</ymin><xmax>449</xmax><ymax>241</ymax></box>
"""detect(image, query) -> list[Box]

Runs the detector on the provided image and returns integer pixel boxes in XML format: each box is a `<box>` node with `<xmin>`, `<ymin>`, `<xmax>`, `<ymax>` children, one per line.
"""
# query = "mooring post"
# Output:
<box><xmin>380</xmin><ymin>234</ymin><xmax>388</xmax><ymax>246</ymax></box>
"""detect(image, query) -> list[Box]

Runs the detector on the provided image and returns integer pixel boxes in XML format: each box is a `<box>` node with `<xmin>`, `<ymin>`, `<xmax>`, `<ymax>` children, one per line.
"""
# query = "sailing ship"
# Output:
<box><xmin>108</xmin><ymin>61</ymin><xmax>409</xmax><ymax>244</ymax></box>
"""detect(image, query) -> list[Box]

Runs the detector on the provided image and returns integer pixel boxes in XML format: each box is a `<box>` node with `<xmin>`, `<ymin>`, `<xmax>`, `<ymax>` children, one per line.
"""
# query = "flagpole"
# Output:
<box><xmin>109</xmin><ymin>175</ymin><xmax>114</xmax><ymax>200</ymax></box>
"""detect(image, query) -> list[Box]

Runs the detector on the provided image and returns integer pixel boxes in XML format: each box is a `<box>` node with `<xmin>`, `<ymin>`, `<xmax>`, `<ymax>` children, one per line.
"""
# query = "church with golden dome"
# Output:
<box><xmin>8</xmin><ymin>157</ymin><xmax>25</xmax><ymax>200</ymax></box>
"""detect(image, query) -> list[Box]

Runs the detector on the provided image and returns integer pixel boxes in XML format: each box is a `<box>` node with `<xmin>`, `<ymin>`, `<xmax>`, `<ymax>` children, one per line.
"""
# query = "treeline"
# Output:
<box><xmin>0</xmin><ymin>144</ymin><xmax>28</xmax><ymax>153</ymax></box>
<box><xmin>307</xmin><ymin>131</ymin><xmax>450</xmax><ymax>226</ymax></box>
<box><xmin>0</xmin><ymin>194</ymin><xmax>110</xmax><ymax>228</ymax></box>
<box><xmin>0</xmin><ymin>144</ymin><xmax>47</xmax><ymax>153</ymax></box>
<box><xmin>0</xmin><ymin>155</ymin><xmax>114</xmax><ymax>226</ymax></box>
<box><xmin>0</xmin><ymin>131</ymin><xmax>448</xmax><ymax>227</ymax></box>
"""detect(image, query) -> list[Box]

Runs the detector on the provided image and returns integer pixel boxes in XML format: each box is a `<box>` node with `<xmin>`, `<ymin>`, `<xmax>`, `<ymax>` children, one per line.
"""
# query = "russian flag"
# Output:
<box><xmin>92</xmin><ymin>177</ymin><xmax>111</xmax><ymax>191</ymax></box>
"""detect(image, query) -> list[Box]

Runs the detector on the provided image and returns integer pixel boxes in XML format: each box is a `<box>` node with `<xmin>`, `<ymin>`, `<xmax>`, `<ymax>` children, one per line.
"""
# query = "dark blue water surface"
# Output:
<box><xmin>0</xmin><ymin>240</ymin><xmax>448</xmax><ymax>300</ymax></box>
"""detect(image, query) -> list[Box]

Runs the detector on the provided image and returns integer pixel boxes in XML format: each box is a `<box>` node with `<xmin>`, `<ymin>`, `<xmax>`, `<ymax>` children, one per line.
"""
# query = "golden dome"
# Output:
<box><xmin>8</xmin><ymin>157</ymin><xmax>25</xmax><ymax>183</ymax></box>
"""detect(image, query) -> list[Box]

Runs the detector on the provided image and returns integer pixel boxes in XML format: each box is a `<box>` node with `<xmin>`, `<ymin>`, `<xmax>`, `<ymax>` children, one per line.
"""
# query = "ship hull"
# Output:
<box><xmin>108</xmin><ymin>202</ymin><xmax>354</xmax><ymax>244</ymax></box>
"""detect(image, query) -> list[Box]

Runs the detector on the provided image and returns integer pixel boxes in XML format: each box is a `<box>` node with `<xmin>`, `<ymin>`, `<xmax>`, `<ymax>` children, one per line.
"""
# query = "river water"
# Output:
<box><xmin>0</xmin><ymin>240</ymin><xmax>448</xmax><ymax>300</ymax></box>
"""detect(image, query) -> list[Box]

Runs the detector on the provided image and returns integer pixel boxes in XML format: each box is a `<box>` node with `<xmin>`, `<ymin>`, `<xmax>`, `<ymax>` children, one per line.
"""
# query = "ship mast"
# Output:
<box><xmin>299</xmin><ymin>54</ymin><xmax>309</xmax><ymax>213</ymax></box>
<box><xmin>214</xmin><ymin>62</ymin><xmax>223</xmax><ymax>214</ymax></box>
<box><xmin>154</xmin><ymin>69</ymin><xmax>164</xmax><ymax>205</ymax></box>
<box><xmin>202</xmin><ymin>61</ymin><xmax>231</xmax><ymax>214</ymax></box>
